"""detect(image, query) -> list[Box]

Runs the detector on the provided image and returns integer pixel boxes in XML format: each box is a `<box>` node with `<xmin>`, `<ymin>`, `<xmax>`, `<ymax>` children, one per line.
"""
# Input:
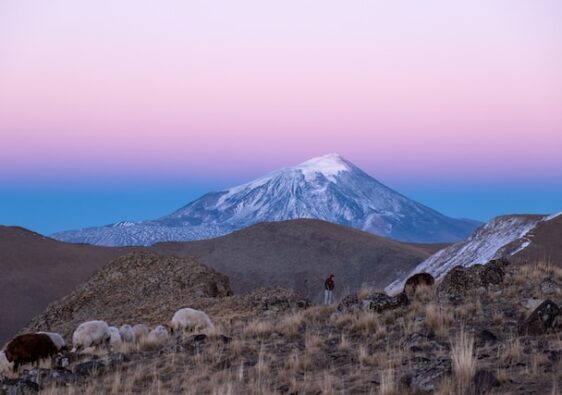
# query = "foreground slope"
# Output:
<box><xmin>8</xmin><ymin>260</ymin><xmax>562</xmax><ymax>394</ymax></box>
<box><xmin>0</xmin><ymin>227</ymin><xmax>138</xmax><ymax>346</ymax></box>
<box><xmin>53</xmin><ymin>154</ymin><xmax>480</xmax><ymax>246</ymax></box>
<box><xmin>387</xmin><ymin>212</ymin><xmax>562</xmax><ymax>293</ymax></box>
<box><xmin>153</xmin><ymin>219</ymin><xmax>442</xmax><ymax>298</ymax></box>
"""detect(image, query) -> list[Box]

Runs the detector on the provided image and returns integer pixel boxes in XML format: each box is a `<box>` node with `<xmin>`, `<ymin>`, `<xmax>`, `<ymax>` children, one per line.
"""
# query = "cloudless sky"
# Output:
<box><xmin>1</xmin><ymin>1</ymin><xmax>561</xmax><ymax>234</ymax></box>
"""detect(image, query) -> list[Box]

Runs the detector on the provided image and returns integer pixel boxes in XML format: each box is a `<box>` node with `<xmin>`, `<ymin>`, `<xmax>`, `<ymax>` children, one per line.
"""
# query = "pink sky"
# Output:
<box><xmin>1</xmin><ymin>1</ymin><xmax>561</xmax><ymax>183</ymax></box>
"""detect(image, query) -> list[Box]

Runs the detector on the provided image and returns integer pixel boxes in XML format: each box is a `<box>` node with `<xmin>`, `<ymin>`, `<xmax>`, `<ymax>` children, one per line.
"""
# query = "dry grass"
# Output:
<box><xmin>450</xmin><ymin>329</ymin><xmax>476</xmax><ymax>393</ymax></box>
<box><xmin>34</xmin><ymin>261</ymin><xmax>562</xmax><ymax>395</ymax></box>
<box><xmin>424</xmin><ymin>303</ymin><xmax>453</xmax><ymax>338</ymax></box>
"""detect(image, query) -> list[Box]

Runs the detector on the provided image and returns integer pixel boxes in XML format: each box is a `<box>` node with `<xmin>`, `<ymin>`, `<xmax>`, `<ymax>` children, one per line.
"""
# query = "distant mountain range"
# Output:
<box><xmin>386</xmin><ymin>211</ymin><xmax>562</xmax><ymax>294</ymax></box>
<box><xmin>52</xmin><ymin>154</ymin><xmax>481</xmax><ymax>246</ymax></box>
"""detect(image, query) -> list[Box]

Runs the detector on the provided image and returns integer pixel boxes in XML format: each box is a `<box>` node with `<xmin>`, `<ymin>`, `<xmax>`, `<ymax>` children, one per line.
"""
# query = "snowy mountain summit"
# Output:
<box><xmin>53</xmin><ymin>154</ymin><xmax>480</xmax><ymax>246</ymax></box>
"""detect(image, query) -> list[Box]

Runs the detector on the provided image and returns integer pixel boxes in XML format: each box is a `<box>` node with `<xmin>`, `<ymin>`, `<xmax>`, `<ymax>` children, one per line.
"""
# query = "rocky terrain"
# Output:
<box><xmin>387</xmin><ymin>213</ymin><xmax>562</xmax><ymax>294</ymax></box>
<box><xmin>2</xmin><ymin>256</ymin><xmax>561</xmax><ymax>394</ymax></box>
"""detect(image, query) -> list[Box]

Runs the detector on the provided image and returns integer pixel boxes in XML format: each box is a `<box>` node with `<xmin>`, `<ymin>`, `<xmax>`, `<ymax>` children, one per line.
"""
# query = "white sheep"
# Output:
<box><xmin>37</xmin><ymin>331</ymin><xmax>67</xmax><ymax>351</ymax></box>
<box><xmin>0</xmin><ymin>351</ymin><xmax>13</xmax><ymax>376</ymax></box>
<box><xmin>132</xmin><ymin>324</ymin><xmax>149</xmax><ymax>342</ymax></box>
<box><xmin>171</xmin><ymin>308</ymin><xmax>214</xmax><ymax>333</ymax></box>
<box><xmin>108</xmin><ymin>326</ymin><xmax>123</xmax><ymax>349</ymax></box>
<box><xmin>72</xmin><ymin>320</ymin><xmax>111</xmax><ymax>352</ymax></box>
<box><xmin>119</xmin><ymin>324</ymin><xmax>135</xmax><ymax>343</ymax></box>
<box><xmin>146</xmin><ymin>325</ymin><xmax>170</xmax><ymax>347</ymax></box>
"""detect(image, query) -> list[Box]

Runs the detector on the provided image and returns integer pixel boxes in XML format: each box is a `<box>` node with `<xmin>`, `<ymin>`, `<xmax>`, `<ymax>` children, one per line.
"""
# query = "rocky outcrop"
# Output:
<box><xmin>25</xmin><ymin>252</ymin><xmax>232</xmax><ymax>339</ymax></box>
<box><xmin>518</xmin><ymin>300</ymin><xmax>561</xmax><ymax>336</ymax></box>
<box><xmin>437</xmin><ymin>258</ymin><xmax>509</xmax><ymax>303</ymax></box>
<box><xmin>338</xmin><ymin>291</ymin><xmax>409</xmax><ymax>313</ymax></box>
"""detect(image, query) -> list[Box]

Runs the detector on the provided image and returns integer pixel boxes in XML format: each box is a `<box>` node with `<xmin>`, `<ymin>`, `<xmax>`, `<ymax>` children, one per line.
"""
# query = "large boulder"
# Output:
<box><xmin>518</xmin><ymin>300</ymin><xmax>561</xmax><ymax>336</ymax></box>
<box><xmin>403</xmin><ymin>273</ymin><xmax>435</xmax><ymax>296</ymax></box>
<box><xmin>438</xmin><ymin>258</ymin><xmax>509</xmax><ymax>304</ymax></box>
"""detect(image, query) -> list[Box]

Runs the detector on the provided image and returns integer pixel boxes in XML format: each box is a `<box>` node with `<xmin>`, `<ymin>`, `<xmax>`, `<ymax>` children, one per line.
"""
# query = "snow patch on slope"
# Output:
<box><xmin>385</xmin><ymin>215</ymin><xmax>544</xmax><ymax>294</ymax></box>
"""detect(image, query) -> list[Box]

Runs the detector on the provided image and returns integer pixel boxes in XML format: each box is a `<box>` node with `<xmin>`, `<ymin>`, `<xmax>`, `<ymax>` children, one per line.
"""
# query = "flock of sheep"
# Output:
<box><xmin>0</xmin><ymin>307</ymin><xmax>214</xmax><ymax>375</ymax></box>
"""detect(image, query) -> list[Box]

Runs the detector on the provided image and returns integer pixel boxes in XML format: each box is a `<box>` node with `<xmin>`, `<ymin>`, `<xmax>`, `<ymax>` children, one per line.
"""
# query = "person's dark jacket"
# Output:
<box><xmin>324</xmin><ymin>277</ymin><xmax>335</xmax><ymax>290</ymax></box>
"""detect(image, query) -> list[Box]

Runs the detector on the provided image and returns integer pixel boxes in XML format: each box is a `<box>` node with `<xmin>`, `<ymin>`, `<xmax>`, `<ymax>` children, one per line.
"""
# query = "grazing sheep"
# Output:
<box><xmin>132</xmin><ymin>324</ymin><xmax>149</xmax><ymax>342</ymax></box>
<box><xmin>0</xmin><ymin>351</ymin><xmax>13</xmax><ymax>375</ymax></box>
<box><xmin>119</xmin><ymin>324</ymin><xmax>135</xmax><ymax>343</ymax></box>
<box><xmin>4</xmin><ymin>333</ymin><xmax>58</xmax><ymax>371</ymax></box>
<box><xmin>37</xmin><ymin>331</ymin><xmax>67</xmax><ymax>351</ymax></box>
<box><xmin>72</xmin><ymin>320</ymin><xmax>111</xmax><ymax>352</ymax></box>
<box><xmin>171</xmin><ymin>308</ymin><xmax>214</xmax><ymax>333</ymax></box>
<box><xmin>108</xmin><ymin>326</ymin><xmax>123</xmax><ymax>349</ymax></box>
<box><xmin>145</xmin><ymin>325</ymin><xmax>170</xmax><ymax>347</ymax></box>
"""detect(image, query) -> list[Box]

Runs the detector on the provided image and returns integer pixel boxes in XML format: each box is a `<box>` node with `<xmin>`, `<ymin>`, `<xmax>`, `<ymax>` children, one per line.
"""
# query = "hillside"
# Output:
<box><xmin>24</xmin><ymin>253</ymin><xmax>233</xmax><ymax>340</ymax></box>
<box><xmin>0</xmin><ymin>220</ymin><xmax>439</xmax><ymax>345</ymax></box>
<box><xmin>386</xmin><ymin>213</ymin><xmax>561</xmax><ymax>294</ymax></box>
<box><xmin>53</xmin><ymin>154</ymin><xmax>480</xmax><ymax>246</ymax></box>
<box><xmin>0</xmin><ymin>226</ymin><xmax>139</xmax><ymax>346</ymax></box>
<box><xmin>4</xmin><ymin>258</ymin><xmax>562</xmax><ymax>394</ymax></box>
<box><xmin>152</xmin><ymin>219</ymin><xmax>443</xmax><ymax>298</ymax></box>
<box><xmin>510</xmin><ymin>213</ymin><xmax>562</xmax><ymax>264</ymax></box>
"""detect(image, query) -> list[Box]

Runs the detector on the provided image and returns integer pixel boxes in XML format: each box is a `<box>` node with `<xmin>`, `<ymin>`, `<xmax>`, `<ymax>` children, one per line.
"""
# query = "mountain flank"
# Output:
<box><xmin>387</xmin><ymin>212</ymin><xmax>562</xmax><ymax>293</ymax></box>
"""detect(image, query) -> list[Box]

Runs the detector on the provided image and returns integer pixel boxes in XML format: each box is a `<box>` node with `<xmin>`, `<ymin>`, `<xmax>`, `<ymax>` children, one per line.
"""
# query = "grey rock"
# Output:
<box><xmin>518</xmin><ymin>299</ymin><xmax>561</xmax><ymax>336</ymax></box>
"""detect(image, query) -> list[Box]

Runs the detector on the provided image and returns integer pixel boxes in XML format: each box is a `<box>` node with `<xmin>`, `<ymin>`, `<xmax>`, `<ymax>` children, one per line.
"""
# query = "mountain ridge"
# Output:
<box><xmin>386</xmin><ymin>211</ymin><xmax>562</xmax><ymax>294</ymax></box>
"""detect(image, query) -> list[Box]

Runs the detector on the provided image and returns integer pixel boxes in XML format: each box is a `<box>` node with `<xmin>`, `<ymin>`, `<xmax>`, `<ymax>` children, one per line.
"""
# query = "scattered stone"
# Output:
<box><xmin>540</xmin><ymin>278</ymin><xmax>561</xmax><ymax>296</ymax></box>
<box><xmin>471</xmin><ymin>369</ymin><xmax>500</xmax><ymax>394</ymax></box>
<box><xmin>522</xmin><ymin>298</ymin><xmax>542</xmax><ymax>311</ymax></box>
<box><xmin>338</xmin><ymin>291</ymin><xmax>409</xmax><ymax>313</ymax></box>
<box><xmin>73</xmin><ymin>360</ymin><xmax>106</xmax><ymax>377</ymax></box>
<box><xmin>475</xmin><ymin>329</ymin><xmax>498</xmax><ymax>347</ymax></box>
<box><xmin>191</xmin><ymin>334</ymin><xmax>208</xmax><ymax>344</ymax></box>
<box><xmin>401</xmin><ymin>332</ymin><xmax>449</xmax><ymax>353</ymax></box>
<box><xmin>518</xmin><ymin>299</ymin><xmax>561</xmax><ymax>336</ymax></box>
<box><xmin>408</xmin><ymin>357</ymin><xmax>452</xmax><ymax>392</ymax></box>
<box><xmin>0</xmin><ymin>378</ymin><xmax>40</xmax><ymax>394</ymax></box>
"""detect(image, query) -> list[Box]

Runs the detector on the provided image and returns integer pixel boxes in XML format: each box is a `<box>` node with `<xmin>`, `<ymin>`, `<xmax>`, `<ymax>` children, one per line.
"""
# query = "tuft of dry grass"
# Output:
<box><xmin>243</xmin><ymin>319</ymin><xmax>274</xmax><ymax>338</ymax></box>
<box><xmin>450</xmin><ymin>329</ymin><xmax>476</xmax><ymax>393</ymax></box>
<box><xmin>424</xmin><ymin>303</ymin><xmax>453</xmax><ymax>338</ymax></box>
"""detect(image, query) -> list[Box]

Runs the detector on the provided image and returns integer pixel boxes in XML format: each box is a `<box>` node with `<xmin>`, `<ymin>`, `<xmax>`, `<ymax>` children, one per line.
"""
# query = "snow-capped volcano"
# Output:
<box><xmin>52</xmin><ymin>154</ymin><xmax>480</xmax><ymax>246</ymax></box>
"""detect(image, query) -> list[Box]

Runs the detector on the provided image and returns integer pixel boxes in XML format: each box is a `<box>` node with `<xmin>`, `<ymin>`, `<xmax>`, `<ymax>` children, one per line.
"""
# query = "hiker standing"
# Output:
<box><xmin>324</xmin><ymin>274</ymin><xmax>335</xmax><ymax>305</ymax></box>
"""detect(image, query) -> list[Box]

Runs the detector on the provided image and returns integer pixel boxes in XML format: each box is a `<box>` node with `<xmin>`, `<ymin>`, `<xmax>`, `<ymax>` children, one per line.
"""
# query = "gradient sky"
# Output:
<box><xmin>1</xmin><ymin>1</ymin><xmax>561</xmax><ymax>234</ymax></box>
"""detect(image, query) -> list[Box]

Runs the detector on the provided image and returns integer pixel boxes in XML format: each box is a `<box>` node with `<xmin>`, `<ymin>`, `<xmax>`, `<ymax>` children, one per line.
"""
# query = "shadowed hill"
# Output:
<box><xmin>511</xmin><ymin>213</ymin><xmax>562</xmax><ymax>264</ymax></box>
<box><xmin>153</xmin><ymin>219</ymin><xmax>443</xmax><ymax>299</ymax></box>
<box><xmin>0</xmin><ymin>226</ymin><xmax>140</xmax><ymax>346</ymax></box>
